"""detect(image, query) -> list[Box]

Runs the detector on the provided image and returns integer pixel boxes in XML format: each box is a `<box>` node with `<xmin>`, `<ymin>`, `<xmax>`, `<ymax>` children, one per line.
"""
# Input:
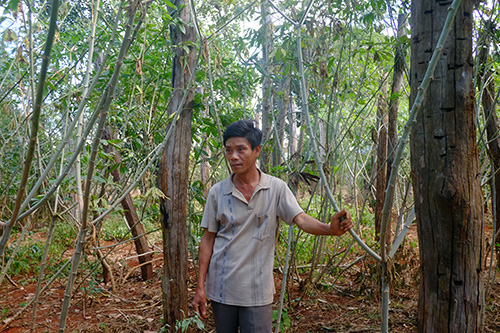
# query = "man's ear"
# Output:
<box><xmin>254</xmin><ymin>145</ymin><xmax>262</xmax><ymax>156</ymax></box>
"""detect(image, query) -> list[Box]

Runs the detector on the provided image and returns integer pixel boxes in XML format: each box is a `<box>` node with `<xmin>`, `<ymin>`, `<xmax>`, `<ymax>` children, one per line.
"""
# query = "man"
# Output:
<box><xmin>192</xmin><ymin>119</ymin><xmax>353</xmax><ymax>332</ymax></box>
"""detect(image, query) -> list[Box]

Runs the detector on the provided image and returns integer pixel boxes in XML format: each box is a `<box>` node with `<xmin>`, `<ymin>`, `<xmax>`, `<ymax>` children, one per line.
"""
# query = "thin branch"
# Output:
<box><xmin>268</xmin><ymin>0</ymin><xmax>296</xmax><ymax>26</ymax></box>
<box><xmin>0</xmin><ymin>72</ymin><xmax>28</xmax><ymax>104</ymax></box>
<box><xmin>298</xmin><ymin>0</ymin><xmax>315</xmax><ymax>26</ymax></box>
<box><xmin>206</xmin><ymin>0</ymin><xmax>260</xmax><ymax>41</ymax></box>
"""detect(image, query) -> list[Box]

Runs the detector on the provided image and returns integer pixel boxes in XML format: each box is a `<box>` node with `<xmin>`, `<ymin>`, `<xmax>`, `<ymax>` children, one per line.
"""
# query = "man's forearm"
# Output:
<box><xmin>192</xmin><ymin>229</ymin><xmax>215</xmax><ymax>318</ymax></box>
<box><xmin>294</xmin><ymin>212</ymin><xmax>333</xmax><ymax>235</ymax></box>
<box><xmin>294</xmin><ymin>210</ymin><xmax>352</xmax><ymax>236</ymax></box>
<box><xmin>196</xmin><ymin>230</ymin><xmax>216</xmax><ymax>287</ymax></box>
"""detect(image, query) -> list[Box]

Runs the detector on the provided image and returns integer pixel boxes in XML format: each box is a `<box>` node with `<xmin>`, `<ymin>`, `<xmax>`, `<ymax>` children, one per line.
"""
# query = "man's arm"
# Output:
<box><xmin>293</xmin><ymin>209</ymin><xmax>353</xmax><ymax>236</ymax></box>
<box><xmin>191</xmin><ymin>229</ymin><xmax>216</xmax><ymax>319</ymax></box>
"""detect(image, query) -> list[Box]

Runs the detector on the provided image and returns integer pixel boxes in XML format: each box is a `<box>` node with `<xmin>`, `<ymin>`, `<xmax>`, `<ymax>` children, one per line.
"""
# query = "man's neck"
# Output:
<box><xmin>233</xmin><ymin>167</ymin><xmax>260</xmax><ymax>187</ymax></box>
<box><xmin>232</xmin><ymin>168</ymin><xmax>260</xmax><ymax>202</ymax></box>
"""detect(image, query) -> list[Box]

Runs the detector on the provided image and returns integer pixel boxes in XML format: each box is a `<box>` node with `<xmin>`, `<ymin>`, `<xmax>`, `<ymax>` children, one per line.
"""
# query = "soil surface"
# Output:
<box><xmin>1</xmin><ymin>227</ymin><xmax>499</xmax><ymax>333</ymax></box>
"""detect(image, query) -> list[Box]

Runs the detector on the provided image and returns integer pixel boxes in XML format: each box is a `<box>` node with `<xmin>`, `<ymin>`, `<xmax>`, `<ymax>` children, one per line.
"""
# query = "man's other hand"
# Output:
<box><xmin>191</xmin><ymin>287</ymin><xmax>208</xmax><ymax>320</ymax></box>
<box><xmin>330</xmin><ymin>209</ymin><xmax>354</xmax><ymax>236</ymax></box>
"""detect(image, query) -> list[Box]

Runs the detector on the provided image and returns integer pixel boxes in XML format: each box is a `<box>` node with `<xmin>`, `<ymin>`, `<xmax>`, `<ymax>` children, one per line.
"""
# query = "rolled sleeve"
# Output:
<box><xmin>201</xmin><ymin>184</ymin><xmax>220</xmax><ymax>233</ymax></box>
<box><xmin>276</xmin><ymin>180</ymin><xmax>303</xmax><ymax>225</ymax></box>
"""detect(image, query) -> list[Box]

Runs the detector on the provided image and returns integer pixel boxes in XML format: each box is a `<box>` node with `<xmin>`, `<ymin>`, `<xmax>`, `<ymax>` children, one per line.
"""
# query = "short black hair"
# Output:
<box><xmin>223</xmin><ymin>119</ymin><xmax>262</xmax><ymax>149</ymax></box>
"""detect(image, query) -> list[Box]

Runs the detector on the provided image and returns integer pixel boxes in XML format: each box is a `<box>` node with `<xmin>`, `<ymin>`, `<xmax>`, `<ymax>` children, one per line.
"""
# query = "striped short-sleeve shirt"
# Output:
<box><xmin>201</xmin><ymin>171</ymin><xmax>303</xmax><ymax>306</ymax></box>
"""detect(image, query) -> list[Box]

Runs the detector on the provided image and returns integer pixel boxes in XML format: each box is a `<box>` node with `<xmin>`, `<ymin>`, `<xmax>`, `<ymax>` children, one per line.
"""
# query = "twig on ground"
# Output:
<box><xmin>122</xmin><ymin>257</ymin><xmax>162</xmax><ymax>283</ymax></box>
<box><xmin>5</xmin><ymin>274</ymin><xmax>18</xmax><ymax>288</ymax></box>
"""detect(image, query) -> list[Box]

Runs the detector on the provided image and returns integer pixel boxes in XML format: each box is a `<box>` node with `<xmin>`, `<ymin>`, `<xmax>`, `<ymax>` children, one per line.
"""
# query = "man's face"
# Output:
<box><xmin>225</xmin><ymin>137</ymin><xmax>261</xmax><ymax>176</ymax></box>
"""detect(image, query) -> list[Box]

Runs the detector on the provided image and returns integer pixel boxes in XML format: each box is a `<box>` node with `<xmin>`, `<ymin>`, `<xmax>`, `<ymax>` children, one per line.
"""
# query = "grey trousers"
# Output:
<box><xmin>211</xmin><ymin>301</ymin><xmax>273</xmax><ymax>333</ymax></box>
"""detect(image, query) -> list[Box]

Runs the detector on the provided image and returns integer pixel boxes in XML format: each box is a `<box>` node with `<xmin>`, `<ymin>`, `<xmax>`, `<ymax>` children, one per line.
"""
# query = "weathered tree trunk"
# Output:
<box><xmin>385</xmin><ymin>13</ymin><xmax>407</xmax><ymax>238</ymax></box>
<box><xmin>385</xmin><ymin>13</ymin><xmax>407</xmax><ymax>243</ymax></box>
<box><xmin>477</xmin><ymin>23</ymin><xmax>500</xmax><ymax>266</ymax></box>
<box><xmin>92</xmin><ymin>181</ymin><xmax>113</xmax><ymax>285</ymax></box>
<box><xmin>102</xmin><ymin>126</ymin><xmax>153</xmax><ymax>281</ymax></box>
<box><xmin>374</xmin><ymin>77</ymin><xmax>388</xmax><ymax>243</ymax></box>
<box><xmin>387</xmin><ymin>13</ymin><xmax>407</xmax><ymax>177</ymax></box>
<box><xmin>410</xmin><ymin>0</ymin><xmax>484</xmax><ymax>331</ymax></box>
<box><xmin>158</xmin><ymin>0</ymin><xmax>196</xmax><ymax>329</ymax></box>
<box><xmin>259</xmin><ymin>0</ymin><xmax>273</xmax><ymax>172</ymax></box>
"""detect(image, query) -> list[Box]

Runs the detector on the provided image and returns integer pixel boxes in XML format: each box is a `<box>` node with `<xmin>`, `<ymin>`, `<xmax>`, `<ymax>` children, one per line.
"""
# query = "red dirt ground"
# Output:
<box><xmin>1</xmin><ymin>227</ymin><xmax>499</xmax><ymax>332</ymax></box>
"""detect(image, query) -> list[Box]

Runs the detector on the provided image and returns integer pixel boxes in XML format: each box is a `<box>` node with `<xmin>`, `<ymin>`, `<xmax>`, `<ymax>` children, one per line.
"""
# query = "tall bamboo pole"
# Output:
<box><xmin>75</xmin><ymin>0</ymin><xmax>101</xmax><ymax>226</ymax></box>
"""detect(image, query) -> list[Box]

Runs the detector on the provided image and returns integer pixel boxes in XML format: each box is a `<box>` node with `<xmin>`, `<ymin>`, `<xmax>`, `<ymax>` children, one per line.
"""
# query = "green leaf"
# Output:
<box><xmin>120</xmin><ymin>164</ymin><xmax>129</xmax><ymax>175</ymax></box>
<box><xmin>178</xmin><ymin>21</ymin><xmax>186</xmax><ymax>34</ymax></box>
<box><xmin>106</xmin><ymin>139</ymin><xmax>122</xmax><ymax>148</ymax></box>
<box><xmin>109</xmin><ymin>163</ymin><xmax>120</xmax><ymax>172</ymax></box>
<box><xmin>2</xmin><ymin>28</ymin><xmax>17</xmax><ymax>42</ymax></box>
<box><xmin>161</xmin><ymin>0</ymin><xmax>176</xmax><ymax>9</ymax></box>
<box><xmin>94</xmin><ymin>175</ymin><xmax>108</xmax><ymax>184</ymax></box>
<box><xmin>145</xmin><ymin>187</ymin><xmax>167</xmax><ymax>200</ymax></box>
<box><xmin>8</xmin><ymin>0</ymin><xmax>20</xmax><ymax>11</ymax></box>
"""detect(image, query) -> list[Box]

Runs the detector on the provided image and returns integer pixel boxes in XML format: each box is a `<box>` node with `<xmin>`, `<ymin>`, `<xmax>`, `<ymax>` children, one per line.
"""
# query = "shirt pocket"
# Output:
<box><xmin>253</xmin><ymin>211</ymin><xmax>274</xmax><ymax>241</ymax></box>
<box><xmin>216</xmin><ymin>212</ymin><xmax>230</xmax><ymax>233</ymax></box>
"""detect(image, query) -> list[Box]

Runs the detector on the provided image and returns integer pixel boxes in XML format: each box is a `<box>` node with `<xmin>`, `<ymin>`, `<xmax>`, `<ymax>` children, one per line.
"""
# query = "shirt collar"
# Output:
<box><xmin>222</xmin><ymin>168</ymin><xmax>270</xmax><ymax>195</ymax></box>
